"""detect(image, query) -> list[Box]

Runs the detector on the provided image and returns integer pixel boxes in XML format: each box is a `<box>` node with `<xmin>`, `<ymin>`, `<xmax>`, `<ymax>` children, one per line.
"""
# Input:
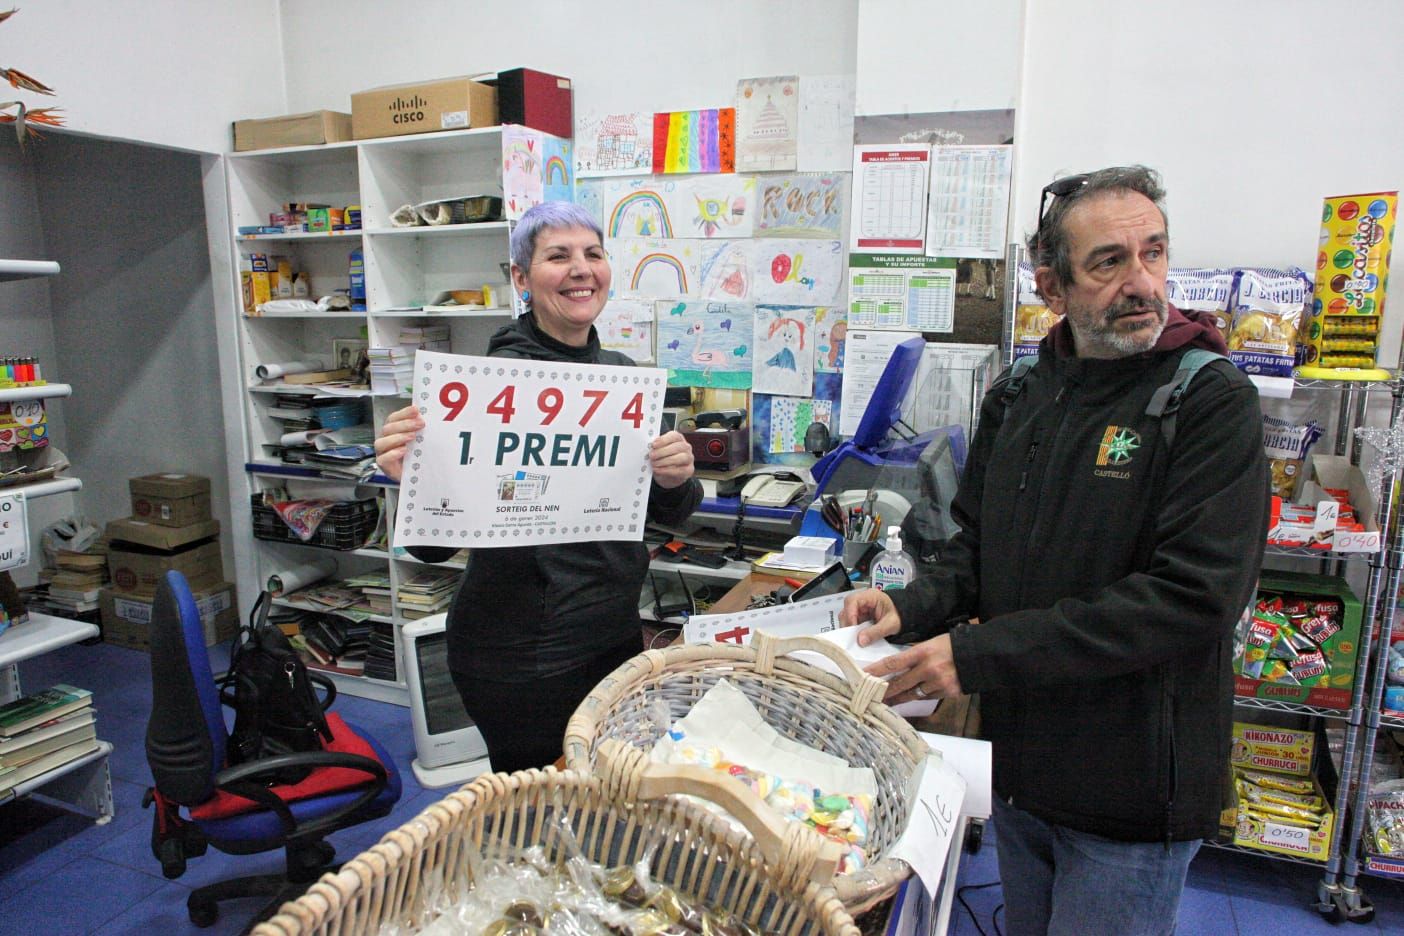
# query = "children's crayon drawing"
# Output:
<box><xmin>753</xmin><ymin>305</ymin><xmax>815</xmax><ymax>396</ymax></box>
<box><xmin>814</xmin><ymin>306</ymin><xmax>848</xmax><ymax>373</ymax></box>
<box><xmin>609</xmin><ymin>239</ymin><xmax>700</xmax><ymax>300</ymax></box>
<box><xmin>502</xmin><ymin>125</ymin><xmax>543</xmax><ymax>221</ymax></box>
<box><xmin>768</xmin><ymin>396</ymin><xmax>833</xmax><ymax>453</ymax></box>
<box><xmin>600</xmin><ymin>177</ymin><xmax>755</xmax><ymax>240</ymax></box>
<box><xmin>574</xmin><ymin>111</ymin><xmax>655</xmax><ymax>176</ymax></box>
<box><xmin>655</xmin><ymin>301</ymin><xmax>753</xmax><ymax>388</ymax></box>
<box><xmin>748</xmin><ymin>239</ymin><xmax>845</xmax><ymax>305</ymax></box>
<box><xmin>735</xmin><ymin>76</ymin><xmax>799</xmax><ymax>172</ymax></box>
<box><xmin>696</xmin><ymin>240</ymin><xmax>752</xmax><ymax>302</ymax></box>
<box><xmin>652</xmin><ymin>108</ymin><xmax>735</xmax><ymax>174</ymax></box>
<box><xmin>750</xmin><ymin>373</ymin><xmax>842</xmax><ymax>467</ymax></box>
<box><xmin>597</xmin><ymin>300</ymin><xmax>655</xmax><ymax>363</ymax></box>
<box><xmin>541</xmin><ymin>136</ymin><xmax>573</xmax><ymax>204</ymax></box>
<box><xmin>756</xmin><ymin>174</ymin><xmax>847</xmax><ymax>238</ymax></box>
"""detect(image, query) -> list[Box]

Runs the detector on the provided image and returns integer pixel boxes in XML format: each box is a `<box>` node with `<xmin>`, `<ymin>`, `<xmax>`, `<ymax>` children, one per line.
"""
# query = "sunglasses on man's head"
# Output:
<box><xmin>1036</xmin><ymin>174</ymin><xmax>1090</xmax><ymax>250</ymax></box>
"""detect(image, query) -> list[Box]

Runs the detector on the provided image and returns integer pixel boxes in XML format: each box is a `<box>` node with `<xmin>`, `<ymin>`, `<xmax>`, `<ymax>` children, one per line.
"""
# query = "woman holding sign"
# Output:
<box><xmin>375</xmin><ymin>201</ymin><xmax>701</xmax><ymax>772</ymax></box>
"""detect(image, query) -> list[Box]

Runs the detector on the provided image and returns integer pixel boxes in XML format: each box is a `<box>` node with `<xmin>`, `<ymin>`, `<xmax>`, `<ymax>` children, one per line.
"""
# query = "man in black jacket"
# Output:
<box><xmin>842</xmin><ymin>166</ymin><xmax>1269</xmax><ymax>935</ymax></box>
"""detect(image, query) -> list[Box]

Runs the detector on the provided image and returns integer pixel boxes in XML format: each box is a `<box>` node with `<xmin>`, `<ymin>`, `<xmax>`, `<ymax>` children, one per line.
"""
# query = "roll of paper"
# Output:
<box><xmin>266</xmin><ymin>557</ymin><xmax>337</xmax><ymax>596</ymax></box>
<box><xmin>255</xmin><ymin>358</ymin><xmax>327</xmax><ymax>381</ymax></box>
<box><xmin>279</xmin><ymin>429</ymin><xmax>326</xmax><ymax>447</ymax></box>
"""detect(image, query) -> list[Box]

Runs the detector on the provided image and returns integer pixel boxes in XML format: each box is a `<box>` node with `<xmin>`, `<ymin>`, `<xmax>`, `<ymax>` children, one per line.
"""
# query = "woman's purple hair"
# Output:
<box><xmin>510</xmin><ymin>201</ymin><xmax>604</xmax><ymax>272</ymax></box>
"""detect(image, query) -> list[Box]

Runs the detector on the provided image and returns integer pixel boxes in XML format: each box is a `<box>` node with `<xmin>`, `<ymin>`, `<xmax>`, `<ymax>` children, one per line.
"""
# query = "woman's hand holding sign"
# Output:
<box><xmin>649</xmin><ymin>431</ymin><xmax>695</xmax><ymax>489</ymax></box>
<box><xmin>374</xmin><ymin>404</ymin><xmax>424</xmax><ymax>483</ymax></box>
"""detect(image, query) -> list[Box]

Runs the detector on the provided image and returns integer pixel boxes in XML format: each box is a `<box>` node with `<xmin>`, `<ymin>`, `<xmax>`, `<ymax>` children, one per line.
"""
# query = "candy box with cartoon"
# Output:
<box><xmin>0</xmin><ymin>398</ymin><xmax>47</xmax><ymax>452</ymax></box>
<box><xmin>1233</xmin><ymin>570</ymin><xmax>1360</xmax><ymax>711</ymax></box>
<box><xmin>1300</xmin><ymin>191</ymin><xmax>1396</xmax><ymax>373</ymax></box>
<box><xmin>1231</xmin><ymin>766</ymin><xmax>1334</xmax><ymax>862</ymax></box>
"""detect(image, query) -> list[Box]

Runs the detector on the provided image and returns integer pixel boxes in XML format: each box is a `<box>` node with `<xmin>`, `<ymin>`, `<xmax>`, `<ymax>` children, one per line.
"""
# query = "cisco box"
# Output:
<box><xmin>352</xmin><ymin>77</ymin><xmax>498</xmax><ymax>140</ymax></box>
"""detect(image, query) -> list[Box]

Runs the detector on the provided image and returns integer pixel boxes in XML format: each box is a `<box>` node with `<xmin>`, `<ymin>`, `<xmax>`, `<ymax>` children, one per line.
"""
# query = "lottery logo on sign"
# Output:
<box><xmin>396</xmin><ymin>351</ymin><xmax>666</xmax><ymax>549</ymax></box>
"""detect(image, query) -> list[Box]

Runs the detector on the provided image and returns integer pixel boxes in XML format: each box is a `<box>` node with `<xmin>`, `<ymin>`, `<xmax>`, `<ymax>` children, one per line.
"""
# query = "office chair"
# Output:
<box><xmin>143</xmin><ymin>570</ymin><xmax>402</xmax><ymax>928</ymax></box>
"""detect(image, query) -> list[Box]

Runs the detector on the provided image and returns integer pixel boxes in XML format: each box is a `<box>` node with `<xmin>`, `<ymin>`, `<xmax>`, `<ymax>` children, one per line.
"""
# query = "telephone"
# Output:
<box><xmin>739</xmin><ymin>470</ymin><xmax>808</xmax><ymax>508</ymax></box>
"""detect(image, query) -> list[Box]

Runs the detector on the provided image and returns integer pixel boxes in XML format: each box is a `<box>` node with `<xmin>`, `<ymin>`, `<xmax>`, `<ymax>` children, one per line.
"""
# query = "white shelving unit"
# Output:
<box><xmin>221</xmin><ymin>127</ymin><xmax>566</xmax><ymax>705</ymax></box>
<box><xmin>0</xmin><ymin>259</ymin><xmax>112</xmax><ymax>819</ymax></box>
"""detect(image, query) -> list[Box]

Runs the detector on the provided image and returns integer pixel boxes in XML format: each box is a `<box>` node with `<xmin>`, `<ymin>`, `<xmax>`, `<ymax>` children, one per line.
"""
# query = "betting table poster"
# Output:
<box><xmin>395</xmin><ymin>351</ymin><xmax>666</xmax><ymax>548</ymax></box>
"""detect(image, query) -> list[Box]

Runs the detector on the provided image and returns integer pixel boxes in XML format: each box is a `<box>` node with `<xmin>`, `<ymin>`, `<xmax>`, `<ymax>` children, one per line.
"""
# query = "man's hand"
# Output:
<box><xmin>840</xmin><ymin>588</ymin><xmax>902</xmax><ymax>644</ymax></box>
<box><xmin>865</xmin><ymin>634</ymin><xmax>963</xmax><ymax>703</ymax></box>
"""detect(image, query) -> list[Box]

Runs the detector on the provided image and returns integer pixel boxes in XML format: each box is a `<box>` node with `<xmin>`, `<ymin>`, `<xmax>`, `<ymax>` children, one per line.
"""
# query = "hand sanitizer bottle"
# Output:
<box><xmin>871</xmin><ymin>526</ymin><xmax>915</xmax><ymax>591</ymax></box>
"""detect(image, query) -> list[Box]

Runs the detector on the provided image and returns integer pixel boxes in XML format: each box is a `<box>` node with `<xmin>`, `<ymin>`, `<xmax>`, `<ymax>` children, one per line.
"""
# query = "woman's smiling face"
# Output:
<box><xmin>512</xmin><ymin>225</ymin><xmax>611</xmax><ymax>346</ymax></box>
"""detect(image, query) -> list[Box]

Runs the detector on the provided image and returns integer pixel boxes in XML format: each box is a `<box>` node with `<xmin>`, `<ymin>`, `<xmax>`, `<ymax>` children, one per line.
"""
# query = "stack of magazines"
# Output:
<box><xmin>0</xmin><ymin>684</ymin><xmax>99</xmax><ymax>798</ymax></box>
<box><xmin>368</xmin><ymin>325</ymin><xmax>449</xmax><ymax>396</ymax></box>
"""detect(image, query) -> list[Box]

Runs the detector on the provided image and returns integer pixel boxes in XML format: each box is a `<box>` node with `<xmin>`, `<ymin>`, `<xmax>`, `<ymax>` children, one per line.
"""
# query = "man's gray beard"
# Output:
<box><xmin>1083</xmin><ymin>298</ymin><xmax>1167</xmax><ymax>357</ymax></box>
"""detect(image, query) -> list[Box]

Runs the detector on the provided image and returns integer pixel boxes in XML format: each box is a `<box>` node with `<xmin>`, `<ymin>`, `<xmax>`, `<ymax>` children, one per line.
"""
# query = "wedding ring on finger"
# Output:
<box><xmin>913</xmin><ymin>685</ymin><xmax>929</xmax><ymax>699</ymax></box>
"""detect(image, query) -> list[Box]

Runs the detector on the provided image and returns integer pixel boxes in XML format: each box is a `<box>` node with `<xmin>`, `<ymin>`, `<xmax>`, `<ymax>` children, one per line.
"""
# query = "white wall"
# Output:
<box><xmin>278</xmin><ymin>0</ymin><xmax>859</xmax><ymax>119</ymax></box>
<box><xmin>32</xmin><ymin>135</ymin><xmax>234</xmax><ymax>581</ymax></box>
<box><xmin>3</xmin><ymin>0</ymin><xmax>285</xmax><ymax>154</ymax></box>
<box><xmin>1014</xmin><ymin>0</ymin><xmax>1404</xmax><ymax>364</ymax></box>
<box><xmin>855</xmin><ymin>0</ymin><xmax>1023</xmax><ymax>115</ymax></box>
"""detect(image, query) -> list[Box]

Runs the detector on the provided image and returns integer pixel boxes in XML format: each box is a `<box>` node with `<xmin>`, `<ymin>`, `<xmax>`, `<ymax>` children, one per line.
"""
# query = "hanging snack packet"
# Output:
<box><xmin>1013</xmin><ymin>262</ymin><xmax>1058</xmax><ymax>359</ymax></box>
<box><xmin>1166</xmin><ymin>267</ymin><xmax>1235</xmax><ymax>344</ymax></box>
<box><xmin>1242</xmin><ymin>612</ymin><xmax>1282</xmax><ymax>678</ymax></box>
<box><xmin>1227</xmin><ymin>267</ymin><xmax>1311</xmax><ymax>376</ymax></box>
<box><xmin>1261</xmin><ymin>413</ymin><xmax>1322</xmax><ymax>500</ymax></box>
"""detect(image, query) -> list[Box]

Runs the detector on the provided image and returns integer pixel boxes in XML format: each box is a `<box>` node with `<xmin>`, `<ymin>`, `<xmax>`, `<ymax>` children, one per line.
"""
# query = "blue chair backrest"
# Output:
<box><xmin>145</xmin><ymin>570</ymin><xmax>228</xmax><ymax>805</ymax></box>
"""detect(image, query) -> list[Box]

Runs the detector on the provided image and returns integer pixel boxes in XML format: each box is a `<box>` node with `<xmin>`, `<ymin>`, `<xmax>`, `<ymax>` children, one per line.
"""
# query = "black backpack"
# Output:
<box><xmin>219</xmin><ymin>592</ymin><xmax>335</xmax><ymax>784</ymax></box>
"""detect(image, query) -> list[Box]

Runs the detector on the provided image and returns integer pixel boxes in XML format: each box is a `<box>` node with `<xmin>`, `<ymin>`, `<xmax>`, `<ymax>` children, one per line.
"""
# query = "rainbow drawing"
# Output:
<box><xmin>652</xmin><ymin>108</ymin><xmax>735</xmax><ymax>175</ymax></box>
<box><xmin>608</xmin><ymin>190</ymin><xmax>673</xmax><ymax>238</ymax></box>
<box><xmin>631</xmin><ymin>252</ymin><xmax>689</xmax><ymax>293</ymax></box>
<box><xmin>544</xmin><ymin>154</ymin><xmax>569</xmax><ymax>186</ymax></box>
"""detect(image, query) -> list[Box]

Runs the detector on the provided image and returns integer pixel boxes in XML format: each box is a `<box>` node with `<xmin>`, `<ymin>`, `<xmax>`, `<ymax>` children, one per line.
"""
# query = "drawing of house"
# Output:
<box><xmin>596</xmin><ymin>114</ymin><xmax>639</xmax><ymax>171</ymax></box>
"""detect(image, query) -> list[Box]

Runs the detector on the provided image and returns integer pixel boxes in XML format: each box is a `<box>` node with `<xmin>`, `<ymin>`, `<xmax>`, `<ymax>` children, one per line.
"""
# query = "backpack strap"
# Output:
<box><xmin>997</xmin><ymin>355</ymin><xmax>1039</xmax><ymax>409</ymax></box>
<box><xmin>1144</xmin><ymin>348</ymin><xmax>1228</xmax><ymax>451</ymax></box>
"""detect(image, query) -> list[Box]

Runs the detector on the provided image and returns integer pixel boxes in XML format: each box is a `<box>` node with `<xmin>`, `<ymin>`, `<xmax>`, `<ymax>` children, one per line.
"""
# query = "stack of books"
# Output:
<box><xmin>344</xmin><ymin>570</ymin><xmax>394</xmax><ymax>616</ymax></box>
<box><xmin>368</xmin><ymin>325</ymin><xmax>450</xmax><ymax>397</ymax></box>
<box><xmin>0</xmin><ymin>684</ymin><xmax>100</xmax><ymax>798</ymax></box>
<box><xmin>396</xmin><ymin>568</ymin><xmax>459</xmax><ymax>619</ymax></box>
<box><xmin>35</xmin><ymin>542</ymin><xmax>109</xmax><ymax>617</ymax></box>
<box><xmin>363</xmin><ymin>621</ymin><xmax>398</xmax><ymax>682</ymax></box>
<box><xmin>291</xmin><ymin>613</ymin><xmax>371</xmax><ymax>674</ymax></box>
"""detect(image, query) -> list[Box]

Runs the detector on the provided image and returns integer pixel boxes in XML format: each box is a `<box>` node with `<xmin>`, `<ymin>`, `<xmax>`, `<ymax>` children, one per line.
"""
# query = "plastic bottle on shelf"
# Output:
<box><xmin>870</xmin><ymin>526</ymin><xmax>914</xmax><ymax>592</ymax></box>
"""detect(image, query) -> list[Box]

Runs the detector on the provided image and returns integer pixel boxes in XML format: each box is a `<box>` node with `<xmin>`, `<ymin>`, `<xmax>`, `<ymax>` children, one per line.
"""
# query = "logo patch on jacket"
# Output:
<box><xmin>1095</xmin><ymin>425</ymin><xmax>1140</xmax><ymax>471</ymax></box>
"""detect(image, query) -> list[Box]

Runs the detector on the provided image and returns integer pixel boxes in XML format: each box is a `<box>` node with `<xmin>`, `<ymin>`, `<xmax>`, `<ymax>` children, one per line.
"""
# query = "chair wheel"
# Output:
<box><xmin>315</xmin><ymin>841</ymin><xmax>335</xmax><ymax>865</ymax></box>
<box><xmin>188</xmin><ymin>892</ymin><xmax>218</xmax><ymax>928</ymax></box>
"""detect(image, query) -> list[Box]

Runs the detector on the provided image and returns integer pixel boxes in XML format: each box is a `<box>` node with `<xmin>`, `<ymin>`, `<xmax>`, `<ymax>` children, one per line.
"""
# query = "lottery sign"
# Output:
<box><xmin>395</xmin><ymin>351</ymin><xmax>666</xmax><ymax>548</ymax></box>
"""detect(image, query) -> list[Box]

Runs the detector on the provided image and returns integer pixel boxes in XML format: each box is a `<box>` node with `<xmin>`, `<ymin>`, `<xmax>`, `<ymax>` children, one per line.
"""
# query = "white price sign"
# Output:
<box><xmin>1260</xmin><ymin>820</ymin><xmax>1311</xmax><ymax>853</ymax></box>
<box><xmin>0</xmin><ymin>490</ymin><xmax>29</xmax><ymax>571</ymax></box>
<box><xmin>396</xmin><ymin>351</ymin><xmax>666</xmax><ymax>549</ymax></box>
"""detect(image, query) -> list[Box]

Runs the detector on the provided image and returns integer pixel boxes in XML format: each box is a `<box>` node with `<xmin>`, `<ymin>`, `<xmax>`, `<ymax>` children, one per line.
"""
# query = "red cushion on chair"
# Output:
<box><xmin>188</xmin><ymin>713</ymin><xmax>383</xmax><ymax>820</ymax></box>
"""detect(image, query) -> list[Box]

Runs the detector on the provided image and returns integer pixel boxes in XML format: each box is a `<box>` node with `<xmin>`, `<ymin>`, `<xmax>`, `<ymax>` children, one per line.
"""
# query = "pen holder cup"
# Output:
<box><xmin>842</xmin><ymin>537</ymin><xmax>872</xmax><ymax>570</ymax></box>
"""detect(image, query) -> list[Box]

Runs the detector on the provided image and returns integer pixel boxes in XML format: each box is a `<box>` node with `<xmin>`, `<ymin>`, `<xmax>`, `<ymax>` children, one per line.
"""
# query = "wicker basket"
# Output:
<box><xmin>252</xmin><ymin>740</ymin><xmax>858</xmax><ymax>935</ymax></box>
<box><xmin>564</xmin><ymin>632</ymin><xmax>929</xmax><ymax>912</ymax></box>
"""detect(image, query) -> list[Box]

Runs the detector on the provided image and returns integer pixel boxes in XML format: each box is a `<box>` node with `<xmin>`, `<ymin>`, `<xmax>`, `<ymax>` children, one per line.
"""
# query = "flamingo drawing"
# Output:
<box><xmin>688</xmin><ymin>321</ymin><xmax>725</xmax><ymax>381</ymax></box>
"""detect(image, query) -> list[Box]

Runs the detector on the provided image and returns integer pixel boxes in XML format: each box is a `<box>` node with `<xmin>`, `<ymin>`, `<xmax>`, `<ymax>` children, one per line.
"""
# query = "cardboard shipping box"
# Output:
<box><xmin>352</xmin><ymin>76</ymin><xmax>498</xmax><ymax>140</ymax></box>
<box><xmin>491</xmin><ymin>67</ymin><xmax>573</xmax><ymax>139</ymax></box>
<box><xmin>102</xmin><ymin>581</ymin><xmax>238</xmax><ymax>651</ymax></box>
<box><xmin>107</xmin><ymin>538</ymin><xmax>222</xmax><ymax>598</ymax></box>
<box><xmin>107</xmin><ymin>517</ymin><xmax>219</xmax><ymax>551</ymax></box>
<box><xmin>233</xmin><ymin>110</ymin><xmax>353</xmax><ymax>152</ymax></box>
<box><xmin>130</xmin><ymin>473</ymin><xmax>212</xmax><ymax>527</ymax></box>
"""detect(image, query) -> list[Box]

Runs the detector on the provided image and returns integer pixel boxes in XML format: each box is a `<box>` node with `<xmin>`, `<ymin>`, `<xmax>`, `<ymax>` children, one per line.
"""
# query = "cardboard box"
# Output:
<box><xmin>102</xmin><ymin>581</ymin><xmax>238</xmax><ymax>651</ymax></box>
<box><xmin>1229</xmin><ymin>722</ymin><xmax>1315</xmax><ymax>777</ymax></box>
<box><xmin>130</xmin><ymin>473</ymin><xmax>212</xmax><ymax>527</ymax></box>
<box><xmin>232</xmin><ymin>110</ymin><xmax>353</xmax><ymax>152</ymax></box>
<box><xmin>107</xmin><ymin>538</ymin><xmax>222</xmax><ymax>598</ymax></box>
<box><xmin>1301</xmin><ymin>192</ymin><xmax>1397</xmax><ymax>370</ymax></box>
<box><xmin>352</xmin><ymin>76</ymin><xmax>498</xmax><ymax>140</ymax></box>
<box><xmin>1302</xmin><ymin>454</ymin><xmax>1381</xmax><ymax>553</ymax></box>
<box><xmin>1234</xmin><ymin>570</ymin><xmax>1362</xmax><ymax>711</ymax></box>
<box><xmin>491</xmin><ymin>67</ymin><xmax>573</xmax><ymax>139</ymax></box>
<box><xmin>106</xmin><ymin>517</ymin><xmax>219</xmax><ymax>551</ymax></box>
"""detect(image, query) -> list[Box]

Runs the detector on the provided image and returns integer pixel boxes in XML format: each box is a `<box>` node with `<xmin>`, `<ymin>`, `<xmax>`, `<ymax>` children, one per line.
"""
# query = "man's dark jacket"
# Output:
<box><xmin>889</xmin><ymin>307</ymin><xmax>1270</xmax><ymax>842</ymax></box>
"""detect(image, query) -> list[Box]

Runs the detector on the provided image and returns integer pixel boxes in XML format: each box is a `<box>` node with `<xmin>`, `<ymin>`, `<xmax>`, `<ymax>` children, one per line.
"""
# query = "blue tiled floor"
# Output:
<box><xmin>6</xmin><ymin>639</ymin><xmax>1404</xmax><ymax>933</ymax></box>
